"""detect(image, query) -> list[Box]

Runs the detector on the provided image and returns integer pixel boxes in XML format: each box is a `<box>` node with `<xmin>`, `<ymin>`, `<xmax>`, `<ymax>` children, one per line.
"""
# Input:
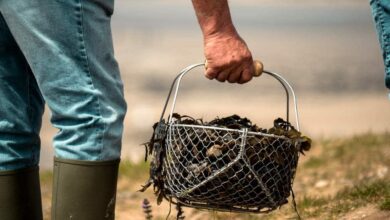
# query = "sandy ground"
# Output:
<box><xmin>40</xmin><ymin>132</ymin><xmax>390</xmax><ymax>220</ymax></box>
<box><xmin>115</xmin><ymin>133</ymin><xmax>390</xmax><ymax>220</ymax></box>
<box><xmin>341</xmin><ymin>205</ymin><xmax>390</xmax><ymax>220</ymax></box>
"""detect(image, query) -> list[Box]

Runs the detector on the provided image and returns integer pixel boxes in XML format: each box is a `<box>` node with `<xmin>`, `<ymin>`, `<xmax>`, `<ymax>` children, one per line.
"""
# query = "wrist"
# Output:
<box><xmin>203</xmin><ymin>23</ymin><xmax>238</xmax><ymax>41</ymax></box>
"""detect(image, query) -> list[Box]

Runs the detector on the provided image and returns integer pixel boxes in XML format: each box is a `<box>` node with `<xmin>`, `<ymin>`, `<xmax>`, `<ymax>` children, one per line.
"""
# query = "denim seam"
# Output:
<box><xmin>76</xmin><ymin>0</ymin><xmax>106</xmax><ymax>159</ymax></box>
<box><xmin>376</xmin><ymin>1</ymin><xmax>390</xmax><ymax>78</ymax></box>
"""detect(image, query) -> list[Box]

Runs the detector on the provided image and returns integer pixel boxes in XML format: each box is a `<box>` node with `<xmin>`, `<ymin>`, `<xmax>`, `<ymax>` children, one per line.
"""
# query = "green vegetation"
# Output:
<box><xmin>297</xmin><ymin>179</ymin><xmax>390</xmax><ymax>218</ymax></box>
<box><xmin>294</xmin><ymin>133</ymin><xmax>390</xmax><ymax>219</ymax></box>
<box><xmin>337</xmin><ymin>180</ymin><xmax>389</xmax><ymax>202</ymax></box>
<box><xmin>303</xmin><ymin>156</ymin><xmax>325</xmax><ymax>169</ymax></box>
<box><xmin>118</xmin><ymin>159</ymin><xmax>150</xmax><ymax>180</ymax></box>
<box><xmin>39</xmin><ymin>133</ymin><xmax>390</xmax><ymax>219</ymax></box>
<box><xmin>40</xmin><ymin>170</ymin><xmax>53</xmax><ymax>185</ymax></box>
<box><xmin>299</xmin><ymin>196</ymin><xmax>328</xmax><ymax>209</ymax></box>
<box><xmin>380</xmin><ymin>198</ymin><xmax>390</xmax><ymax>211</ymax></box>
<box><xmin>248</xmin><ymin>133</ymin><xmax>390</xmax><ymax>219</ymax></box>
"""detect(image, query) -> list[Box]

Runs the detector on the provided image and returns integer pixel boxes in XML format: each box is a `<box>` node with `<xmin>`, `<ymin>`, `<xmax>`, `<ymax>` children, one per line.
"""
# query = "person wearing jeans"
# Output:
<box><xmin>0</xmin><ymin>0</ymin><xmax>254</xmax><ymax>219</ymax></box>
<box><xmin>370</xmin><ymin>0</ymin><xmax>390</xmax><ymax>96</ymax></box>
<box><xmin>0</xmin><ymin>1</ymin><xmax>126</xmax><ymax>219</ymax></box>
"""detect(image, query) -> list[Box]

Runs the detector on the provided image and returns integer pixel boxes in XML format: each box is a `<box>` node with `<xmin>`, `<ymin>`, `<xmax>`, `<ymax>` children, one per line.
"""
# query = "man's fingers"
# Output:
<box><xmin>216</xmin><ymin>70</ymin><xmax>230</xmax><ymax>82</ymax></box>
<box><xmin>227</xmin><ymin>65</ymin><xmax>243</xmax><ymax>83</ymax></box>
<box><xmin>205</xmin><ymin>58</ymin><xmax>255</xmax><ymax>84</ymax></box>
<box><xmin>205</xmin><ymin>67</ymin><xmax>219</xmax><ymax>79</ymax></box>
<box><xmin>238</xmin><ymin>67</ymin><xmax>253</xmax><ymax>84</ymax></box>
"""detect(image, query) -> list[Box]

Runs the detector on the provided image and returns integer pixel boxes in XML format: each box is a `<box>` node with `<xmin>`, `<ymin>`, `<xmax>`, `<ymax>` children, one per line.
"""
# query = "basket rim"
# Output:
<box><xmin>169</xmin><ymin>123</ymin><xmax>289</xmax><ymax>140</ymax></box>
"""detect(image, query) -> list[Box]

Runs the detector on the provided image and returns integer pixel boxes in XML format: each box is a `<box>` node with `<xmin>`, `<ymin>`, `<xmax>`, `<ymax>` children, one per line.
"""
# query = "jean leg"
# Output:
<box><xmin>0</xmin><ymin>0</ymin><xmax>127</xmax><ymax>161</ymax></box>
<box><xmin>0</xmin><ymin>13</ymin><xmax>44</xmax><ymax>171</ymax></box>
<box><xmin>370</xmin><ymin>0</ymin><xmax>390</xmax><ymax>90</ymax></box>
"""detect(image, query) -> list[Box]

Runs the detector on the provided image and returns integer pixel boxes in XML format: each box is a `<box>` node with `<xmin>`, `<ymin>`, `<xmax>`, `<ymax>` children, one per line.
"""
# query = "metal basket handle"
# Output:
<box><xmin>159</xmin><ymin>63</ymin><xmax>301</xmax><ymax>131</ymax></box>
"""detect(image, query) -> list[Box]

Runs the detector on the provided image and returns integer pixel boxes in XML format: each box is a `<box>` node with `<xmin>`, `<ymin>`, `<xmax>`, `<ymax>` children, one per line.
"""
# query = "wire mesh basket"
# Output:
<box><xmin>145</xmin><ymin>63</ymin><xmax>306</xmax><ymax>214</ymax></box>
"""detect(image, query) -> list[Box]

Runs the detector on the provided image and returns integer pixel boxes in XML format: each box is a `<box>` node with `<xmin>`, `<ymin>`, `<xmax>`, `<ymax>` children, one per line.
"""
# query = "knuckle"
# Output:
<box><xmin>229</xmin><ymin>58</ymin><xmax>240</xmax><ymax>66</ymax></box>
<box><xmin>206</xmin><ymin>70</ymin><xmax>218</xmax><ymax>78</ymax></box>
<box><xmin>216</xmin><ymin>77</ymin><xmax>225</xmax><ymax>82</ymax></box>
<box><xmin>241</xmin><ymin>72</ymin><xmax>252</xmax><ymax>83</ymax></box>
<box><xmin>217</xmin><ymin>75</ymin><xmax>227</xmax><ymax>81</ymax></box>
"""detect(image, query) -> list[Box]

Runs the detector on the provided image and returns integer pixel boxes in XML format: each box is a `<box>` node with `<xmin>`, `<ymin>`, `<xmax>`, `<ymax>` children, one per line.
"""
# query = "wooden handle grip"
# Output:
<box><xmin>253</xmin><ymin>60</ymin><xmax>264</xmax><ymax>77</ymax></box>
<box><xmin>204</xmin><ymin>60</ymin><xmax>264</xmax><ymax>77</ymax></box>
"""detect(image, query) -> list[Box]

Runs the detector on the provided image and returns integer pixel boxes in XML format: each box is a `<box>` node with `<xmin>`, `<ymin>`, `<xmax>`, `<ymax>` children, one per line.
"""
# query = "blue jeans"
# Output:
<box><xmin>0</xmin><ymin>0</ymin><xmax>127</xmax><ymax>171</ymax></box>
<box><xmin>370</xmin><ymin>0</ymin><xmax>390</xmax><ymax>93</ymax></box>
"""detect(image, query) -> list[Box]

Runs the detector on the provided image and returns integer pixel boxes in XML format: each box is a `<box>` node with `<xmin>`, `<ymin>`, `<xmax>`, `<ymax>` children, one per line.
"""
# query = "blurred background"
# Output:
<box><xmin>34</xmin><ymin>1</ymin><xmax>390</xmax><ymax>219</ymax></box>
<box><xmin>39</xmin><ymin>0</ymin><xmax>390</xmax><ymax>168</ymax></box>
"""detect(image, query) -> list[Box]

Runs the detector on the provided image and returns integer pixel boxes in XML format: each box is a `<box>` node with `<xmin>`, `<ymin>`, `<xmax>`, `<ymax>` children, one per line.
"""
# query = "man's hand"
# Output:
<box><xmin>192</xmin><ymin>0</ymin><xmax>255</xmax><ymax>83</ymax></box>
<box><xmin>204</xmin><ymin>32</ymin><xmax>254</xmax><ymax>83</ymax></box>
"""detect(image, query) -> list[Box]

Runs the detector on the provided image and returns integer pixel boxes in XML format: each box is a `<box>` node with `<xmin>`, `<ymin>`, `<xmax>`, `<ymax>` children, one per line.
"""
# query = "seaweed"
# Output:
<box><xmin>140</xmin><ymin>114</ymin><xmax>311</xmax><ymax>212</ymax></box>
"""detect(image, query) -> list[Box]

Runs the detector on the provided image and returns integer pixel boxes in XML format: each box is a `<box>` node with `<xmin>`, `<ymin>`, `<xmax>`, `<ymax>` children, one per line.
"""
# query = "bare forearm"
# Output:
<box><xmin>191</xmin><ymin>0</ymin><xmax>237</xmax><ymax>38</ymax></box>
<box><xmin>191</xmin><ymin>0</ymin><xmax>256</xmax><ymax>84</ymax></box>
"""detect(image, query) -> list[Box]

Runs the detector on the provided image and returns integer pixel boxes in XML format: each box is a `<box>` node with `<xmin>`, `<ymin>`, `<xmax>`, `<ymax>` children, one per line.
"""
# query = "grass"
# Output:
<box><xmin>303</xmin><ymin>156</ymin><xmax>325</xmax><ymax>169</ymax></box>
<box><xmin>255</xmin><ymin>132</ymin><xmax>390</xmax><ymax>219</ymax></box>
<box><xmin>337</xmin><ymin>180</ymin><xmax>389</xmax><ymax>202</ymax></box>
<box><xmin>118</xmin><ymin>159</ymin><xmax>150</xmax><ymax>180</ymax></box>
<box><xmin>39</xmin><ymin>133</ymin><xmax>390</xmax><ymax>219</ymax></box>
<box><xmin>304</xmin><ymin>132</ymin><xmax>390</xmax><ymax>180</ymax></box>
<box><xmin>293</xmin><ymin>132</ymin><xmax>390</xmax><ymax>219</ymax></box>
<box><xmin>297</xmin><ymin>179</ymin><xmax>390</xmax><ymax>218</ymax></box>
<box><xmin>299</xmin><ymin>196</ymin><xmax>328</xmax><ymax>209</ymax></box>
<box><xmin>40</xmin><ymin>170</ymin><xmax>53</xmax><ymax>185</ymax></box>
<box><xmin>380</xmin><ymin>198</ymin><xmax>390</xmax><ymax>211</ymax></box>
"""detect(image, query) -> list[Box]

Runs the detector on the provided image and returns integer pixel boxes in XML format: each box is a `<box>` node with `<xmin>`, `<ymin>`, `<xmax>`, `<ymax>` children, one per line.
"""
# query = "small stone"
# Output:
<box><xmin>314</xmin><ymin>180</ymin><xmax>329</xmax><ymax>188</ymax></box>
<box><xmin>188</xmin><ymin>162</ymin><xmax>208</xmax><ymax>177</ymax></box>
<box><xmin>376</xmin><ymin>165</ymin><xmax>388</xmax><ymax>179</ymax></box>
<box><xmin>206</xmin><ymin>144</ymin><xmax>223</xmax><ymax>158</ymax></box>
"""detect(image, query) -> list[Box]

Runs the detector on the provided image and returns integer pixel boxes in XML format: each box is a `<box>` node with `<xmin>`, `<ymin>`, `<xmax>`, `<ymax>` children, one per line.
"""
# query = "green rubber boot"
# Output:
<box><xmin>0</xmin><ymin>166</ymin><xmax>43</xmax><ymax>220</ymax></box>
<box><xmin>51</xmin><ymin>157</ymin><xmax>120</xmax><ymax>220</ymax></box>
